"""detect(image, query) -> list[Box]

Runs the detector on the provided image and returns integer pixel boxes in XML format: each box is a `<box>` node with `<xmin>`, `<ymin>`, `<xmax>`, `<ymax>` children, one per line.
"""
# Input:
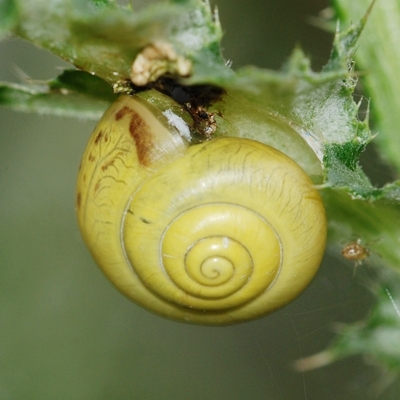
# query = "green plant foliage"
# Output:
<box><xmin>333</xmin><ymin>277</ymin><xmax>400</xmax><ymax>371</ymax></box>
<box><xmin>7</xmin><ymin>0</ymin><xmax>226</xmax><ymax>85</ymax></box>
<box><xmin>297</xmin><ymin>269</ymin><xmax>400</xmax><ymax>392</ymax></box>
<box><xmin>0</xmin><ymin>71</ymin><xmax>116</xmax><ymax>118</ymax></box>
<box><xmin>333</xmin><ymin>0</ymin><xmax>400</xmax><ymax>172</ymax></box>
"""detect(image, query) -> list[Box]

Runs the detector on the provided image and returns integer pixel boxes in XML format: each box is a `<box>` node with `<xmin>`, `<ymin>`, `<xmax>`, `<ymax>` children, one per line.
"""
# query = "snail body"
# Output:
<box><xmin>76</xmin><ymin>93</ymin><xmax>327</xmax><ymax>325</ymax></box>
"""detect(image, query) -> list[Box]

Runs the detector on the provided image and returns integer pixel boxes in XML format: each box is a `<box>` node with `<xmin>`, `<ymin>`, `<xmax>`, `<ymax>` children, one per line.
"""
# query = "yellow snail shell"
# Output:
<box><xmin>76</xmin><ymin>93</ymin><xmax>327</xmax><ymax>325</ymax></box>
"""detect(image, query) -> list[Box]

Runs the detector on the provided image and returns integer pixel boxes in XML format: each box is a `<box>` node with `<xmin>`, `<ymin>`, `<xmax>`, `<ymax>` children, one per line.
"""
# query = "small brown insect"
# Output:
<box><xmin>341</xmin><ymin>239</ymin><xmax>370</xmax><ymax>266</ymax></box>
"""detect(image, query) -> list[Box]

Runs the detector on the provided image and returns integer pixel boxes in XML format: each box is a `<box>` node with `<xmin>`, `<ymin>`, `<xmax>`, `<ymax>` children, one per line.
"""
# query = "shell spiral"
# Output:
<box><xmin>76</xmin><ymin>94</ymin><xmax>327</xmax><ymax>325</ymax></box>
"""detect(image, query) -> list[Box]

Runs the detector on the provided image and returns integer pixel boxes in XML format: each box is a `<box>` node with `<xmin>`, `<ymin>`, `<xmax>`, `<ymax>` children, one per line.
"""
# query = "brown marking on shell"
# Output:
<box><xmin>128</xmin><ymin>108</ymin><xmax>154</xmax><ymax>166</ymax></box>
<box><xmin>94</xmin><ymin>130</ymin><xmax>103</xmax><ymax>144</ymax></box>
<box><xmin>88</xmin><ymin>153</ymin><xmax>96</xmax><ymax>162</ymax></box>
<box><xmin>113</xmin><ymin>100</ymin><xmax>156</xmax><ymax>166</ymax></box>
<box><xmin>94</xmin><ymin>180</ymin><xmax>101</xmax><ymax>194</ymax></box>
<box><xmin>76</xmin><ymin>192</ymin><xmax>81</xmax><ymax>208</ymax></box>
<box><xmin>101</xmin><ymin>159</ymin><xmax>115</xmax><ymax>172</ymax></box>
<box><xmin>115</xmin><ymin>106</ymin><xmax>130</xmax><ymax>121</ymax></box>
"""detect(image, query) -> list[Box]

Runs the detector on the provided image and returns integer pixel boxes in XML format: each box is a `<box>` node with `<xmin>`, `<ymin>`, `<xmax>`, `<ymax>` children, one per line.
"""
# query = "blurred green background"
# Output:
<box><xmin>1</xmin><ymin>0</ymin><xmax>399</xmax><ymax>399</ymax></box>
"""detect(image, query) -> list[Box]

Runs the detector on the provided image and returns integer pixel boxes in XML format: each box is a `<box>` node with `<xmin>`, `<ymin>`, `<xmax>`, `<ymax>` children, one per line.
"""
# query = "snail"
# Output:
<box><xmin>76</xmin><ymin>90</ymin><xmax>327</xmax><ymax>325</ymax></box>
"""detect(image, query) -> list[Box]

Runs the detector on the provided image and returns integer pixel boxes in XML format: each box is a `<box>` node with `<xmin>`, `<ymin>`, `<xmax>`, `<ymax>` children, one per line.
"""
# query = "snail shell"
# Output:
<box><xmin>76</xmin><ymin>92</ymin><xmax>327</xmax><ymax>325</ymax></box>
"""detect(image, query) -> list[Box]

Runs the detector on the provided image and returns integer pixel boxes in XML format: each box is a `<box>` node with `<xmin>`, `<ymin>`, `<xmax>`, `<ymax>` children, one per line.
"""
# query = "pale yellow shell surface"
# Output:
<box><xmin>76</xmin><ymin>95</ymin><xmax>327</xmax><ymax>325</ymax></box>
